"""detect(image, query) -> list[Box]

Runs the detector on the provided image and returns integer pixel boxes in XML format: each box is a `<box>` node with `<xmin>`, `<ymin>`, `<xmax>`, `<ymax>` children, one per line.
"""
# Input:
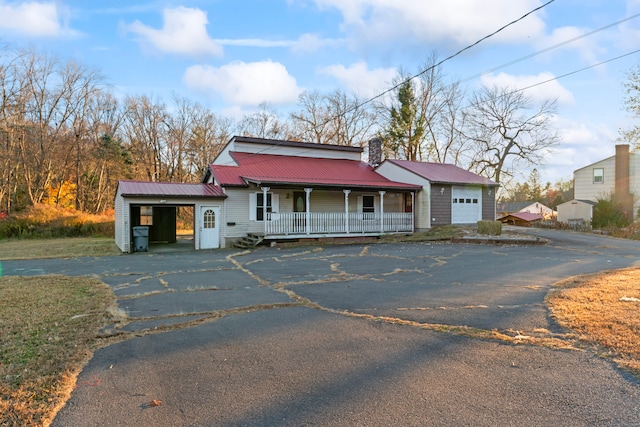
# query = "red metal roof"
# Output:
<box><xmin>382</xmin><ymin>159</ymin><xmax>497</xmax><ymax>186</ymax></box>
<box><xmin>118</xmin><ymin>180</ymin><xmax>226</xmax><ymax>198</ymax></box>
<box><xmin>210</xmin><ymin>152</ymin><xmax>421</xmax><ymax>190</ymax></box>
<box><xmin>499</xmin><ymin>212</ymin><xmax>543</xmax><ymax>222</ymax></box>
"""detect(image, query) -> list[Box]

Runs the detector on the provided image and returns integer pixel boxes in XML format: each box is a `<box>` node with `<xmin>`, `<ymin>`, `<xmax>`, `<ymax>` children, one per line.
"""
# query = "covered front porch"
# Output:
<box><xmin>259</xmin><ymin>187</ymin><xmax>415</xmax><ymax>239</ymax></box>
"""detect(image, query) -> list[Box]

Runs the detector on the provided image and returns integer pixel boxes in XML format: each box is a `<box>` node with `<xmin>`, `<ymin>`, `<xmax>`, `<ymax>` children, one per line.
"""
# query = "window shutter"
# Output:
<box><xmin>249</xmin><ymin>192</ymin><xmax>257</xmax><ymax>221</ymax></box>
<box><xmin>357</xmin><ymin>196</ymin><xmax>363</xmax><ymax>212</ymax></box>
<box><xmin>272</xmin><ymin>193</ymin><xmax>279</xmax><ymax>213</ymax></box>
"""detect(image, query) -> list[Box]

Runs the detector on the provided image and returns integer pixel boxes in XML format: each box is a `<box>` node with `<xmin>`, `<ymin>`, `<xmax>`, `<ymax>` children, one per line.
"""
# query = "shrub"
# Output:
<box><xmin>477</xmin><ymin>220</ymin><xmax>502</xmax><ymax>235</ymax></box>
<box><xmin>592</xmin><ymin>197</ymin><xmax>630</xmax><ymax>229</ymax></box>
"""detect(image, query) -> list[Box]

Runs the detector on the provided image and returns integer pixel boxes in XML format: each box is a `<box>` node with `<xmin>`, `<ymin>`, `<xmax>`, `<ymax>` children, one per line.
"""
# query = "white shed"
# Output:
<box><xmin>557</xmin><ymin>199</ymin><xmax>596</xmax><ymax>225</ymax></box>
<box><xmin>115</xmin><ymin>181</ymin><xmax>227</xmax><ymax>253</ymax></box>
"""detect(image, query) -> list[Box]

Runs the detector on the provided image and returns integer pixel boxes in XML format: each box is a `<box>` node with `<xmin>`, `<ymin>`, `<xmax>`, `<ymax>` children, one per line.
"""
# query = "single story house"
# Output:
<box><xmin>115</xmin><ymin>136</ymin><xmax>497</xmax><ymax>252</ymax></box>
<box><xmin>496</xmin><ymin>201</ymin><xmax>555</xmax><ymax>220</ymax></box>
<box><xmin>497</xmin><ymin>212</ymin><xmax>543</xmax><ymax>227</ymax></box>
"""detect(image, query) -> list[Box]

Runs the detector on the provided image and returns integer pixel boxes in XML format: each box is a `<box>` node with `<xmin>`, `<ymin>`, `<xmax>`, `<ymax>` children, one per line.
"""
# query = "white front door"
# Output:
<box><xmin>199</xmin><ymin>206</ymin><xmax>220</xmax><ymax>249</ymax></box>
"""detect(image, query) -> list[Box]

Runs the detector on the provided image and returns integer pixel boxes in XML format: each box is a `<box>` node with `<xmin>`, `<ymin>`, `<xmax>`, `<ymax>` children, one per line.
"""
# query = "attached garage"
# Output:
<box><xmin>451</xmin><ymin>186</ymin><xmax>482</xmax><ymax>224</ymax></box>
<box><xmin>115</xmin><ymin>181</ymin><xmax>227</xmax><ymax>253</ymax></box>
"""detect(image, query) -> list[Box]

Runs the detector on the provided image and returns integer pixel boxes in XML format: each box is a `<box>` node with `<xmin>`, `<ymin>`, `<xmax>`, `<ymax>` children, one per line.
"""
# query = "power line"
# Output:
<box><xmin>459</xmin><ymin>11</ymin><xmax>640</xmax><ymax>85</ymax></box>
<box><xmin>221</xmin><ymin>0</ymin><xmax>557</xmax><ymax>165</ymax></box>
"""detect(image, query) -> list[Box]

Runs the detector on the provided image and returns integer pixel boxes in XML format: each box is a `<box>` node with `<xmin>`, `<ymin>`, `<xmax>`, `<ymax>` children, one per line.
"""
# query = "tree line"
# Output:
<box><xmin>0</xmin><ymin>46</ymin><xmax>560</xmax><ymax>214</ymax></box>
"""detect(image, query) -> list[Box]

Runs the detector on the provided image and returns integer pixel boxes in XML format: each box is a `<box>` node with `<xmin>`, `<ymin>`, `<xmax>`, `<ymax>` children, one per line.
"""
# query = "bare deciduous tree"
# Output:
<box><xmin>463</xmin><ymin>85</ymin><xmax>559</xmax><ymax>185</ymax></box>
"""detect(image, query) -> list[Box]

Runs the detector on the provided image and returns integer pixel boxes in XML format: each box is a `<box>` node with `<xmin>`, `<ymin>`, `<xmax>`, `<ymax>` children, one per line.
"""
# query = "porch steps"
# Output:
<box><xmin>233</xmin><ymin>233</ymin><xmax>264</xmax><ymax>249</ymax></box>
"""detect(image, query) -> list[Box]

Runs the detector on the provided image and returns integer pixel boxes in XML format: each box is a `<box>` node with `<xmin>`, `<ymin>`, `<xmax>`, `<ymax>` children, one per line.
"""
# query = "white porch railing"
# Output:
<box><xmin>265</xmin><ymin>212</ymin><xmax>413</xmax><ymax>236</ymax></box>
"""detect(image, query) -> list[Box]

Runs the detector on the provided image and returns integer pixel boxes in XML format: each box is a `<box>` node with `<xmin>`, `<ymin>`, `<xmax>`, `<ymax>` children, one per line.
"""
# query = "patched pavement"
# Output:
<box><xmin>4</xmin><ymin>230</ymin><xmax>640</xmax><ymax>425</ymax></box>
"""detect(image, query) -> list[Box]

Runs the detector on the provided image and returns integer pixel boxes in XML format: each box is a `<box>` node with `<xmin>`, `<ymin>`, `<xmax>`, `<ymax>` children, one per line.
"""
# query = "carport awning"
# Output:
<box><xmin>117</xmin><ymin>180</ymin><xmax>227</xmax><ymax>198</ymax></box>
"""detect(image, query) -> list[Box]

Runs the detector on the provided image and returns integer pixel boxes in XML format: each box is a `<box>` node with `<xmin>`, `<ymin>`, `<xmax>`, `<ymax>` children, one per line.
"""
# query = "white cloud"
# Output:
<box><xmin>0</xmin><ymin>1</ymin><xmax>73</xmax><ymax>37</ymax></box>
<box><xmin>481</xmin><ymin>72</ymin><xmax>574</xmax><ymax>105</ymax></box>
<box><xmin>311</xmin><ymin>0</ymin><xmax>546</xmax><ymax>49</ymax></box>
<box><xmin>126</xmin><ymin>6</ymin><xmax>222</xmax><ymax>57</ymax></box>
<box><xmin>536</xmin><ymin>117</ymin><xmax>618</xmax><ymax>183</ymax></box>
<box><xmin>319</xmin><ymin>61</ymin><xmax>396</xmax><ymax>97</ymax></box>
<box><xmin>534</xmin><ymin>26</ymin><xmax>606</xmax><ymax>66</ymax></box>
<box><xmin>183</xmin><ymin>60</ymin><xmax>303</xmax><ymax>106</ymax></box>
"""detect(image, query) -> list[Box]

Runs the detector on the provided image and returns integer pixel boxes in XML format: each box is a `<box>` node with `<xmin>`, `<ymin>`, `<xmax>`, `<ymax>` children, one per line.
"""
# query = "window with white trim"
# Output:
<box><xmin>249</xmin><ymin>192</ymin><xmax>280</xmax><ymax>221</ymax></box>
<box><xmin>593</xmin><ymin>168</ymin><xmax>604</xmax><ymax>183</ymax></box>
<box><xmin>362</xmin><ymin>195</ymin><xmax>375</xmax><ymax>213</ymax></box>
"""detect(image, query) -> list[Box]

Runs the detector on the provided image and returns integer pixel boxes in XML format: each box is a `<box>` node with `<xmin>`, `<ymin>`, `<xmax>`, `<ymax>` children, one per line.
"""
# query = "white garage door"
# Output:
<box><xmin>451</xmin><ymin>186</ymin><xmax>482</xmax><ymax>224</ymax></box>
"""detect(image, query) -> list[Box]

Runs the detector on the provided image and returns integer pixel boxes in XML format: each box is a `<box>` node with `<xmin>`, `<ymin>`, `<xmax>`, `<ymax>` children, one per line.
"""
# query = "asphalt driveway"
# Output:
<box><xmin>4</xmin><ymin>229</ymin><xmax>640</xmax><ymax>425</ymax></box>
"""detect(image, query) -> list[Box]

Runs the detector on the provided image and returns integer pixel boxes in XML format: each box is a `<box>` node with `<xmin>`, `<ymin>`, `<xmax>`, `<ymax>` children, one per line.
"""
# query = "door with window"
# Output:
<box><xmin>199</xmin><ymin>206</ymin><xmax>220</xmax><ymax>249</ymax></box>
<box><xmin>293</xmin><ymin>191</ymin><xmax>306</xmax><ymax>232</ymax></box>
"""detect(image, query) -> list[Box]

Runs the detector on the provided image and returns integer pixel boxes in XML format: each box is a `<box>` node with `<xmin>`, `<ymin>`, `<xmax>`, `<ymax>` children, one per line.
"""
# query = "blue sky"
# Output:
<box><xmin>1</xmin><ymin>0</ymin><xmax>639</xmax><ymax>185</ymax></box>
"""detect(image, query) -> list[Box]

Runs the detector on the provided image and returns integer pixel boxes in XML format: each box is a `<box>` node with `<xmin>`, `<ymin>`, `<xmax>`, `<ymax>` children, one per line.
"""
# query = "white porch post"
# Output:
<box><xmin>305</xmin><ymin>188</ymin><xmax>312</xmax><ymax>235</ymax></box>
<box><xmin>343</xmin><ymin>189</ymin><xmax>351</xmax><ymax>233</ymax></box>
<box><xmin>261</xmin><ymin>186</ymin><xmax>270</xmax><ymax>235</ymax></box>
<box><xmin>379</xmin><ymin>190</ymin><xmax>386</xmax><ymax>232</ymax></box>
<box><xmin>411</xmin><ymin>191</ymin><xmax>415</xmax><ymax>232</ymax></box>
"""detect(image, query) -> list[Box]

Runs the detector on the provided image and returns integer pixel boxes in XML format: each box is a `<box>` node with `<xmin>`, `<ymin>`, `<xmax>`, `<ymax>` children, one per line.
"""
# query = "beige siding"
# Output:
<box><xmin>557</xmin><ymin>200</ymin><xmax>593</xmax><ymax>223</ymax></box>
<box><xmin>574</xmin><ymin>157</ymin><xmax>615</xmax><ymax>202</ymax></box>
<box><xmin>222</xmin><ymin>188</ymin><xmax>260</xmax><ymax>239</ymax></box>
<box><xmin>214</xmin><ymin>140</ymin><xmax>362</xmax><ymax>164</ymax></box>
<box><xmin>114</xmin><ymin>188</ymin><xmax>127</xmax><ymax>252</ymax></box>
<box><xmin>375</xmin><ymin>162</ymin><xmax>429</xmax><ymax>229</ymax></box>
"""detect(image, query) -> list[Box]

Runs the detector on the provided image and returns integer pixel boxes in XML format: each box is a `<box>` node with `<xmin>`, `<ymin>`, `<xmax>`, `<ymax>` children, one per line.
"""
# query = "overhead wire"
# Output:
<box><xmin>214</xmin><ymin>0</ymin><xmax>557</xmax><ymax>166</ymax></box>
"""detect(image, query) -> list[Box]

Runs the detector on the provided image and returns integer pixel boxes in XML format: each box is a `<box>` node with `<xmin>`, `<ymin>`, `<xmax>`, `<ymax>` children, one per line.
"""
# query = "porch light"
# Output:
<box><xmin>487</xmin><ymin>186</ymin><xmax>492</xmax><ymax>196</ymax></box>
<box><xmin>440</xmin><ymin>188</ymin><xmax>445</xmax><ymax>195</ymax></box>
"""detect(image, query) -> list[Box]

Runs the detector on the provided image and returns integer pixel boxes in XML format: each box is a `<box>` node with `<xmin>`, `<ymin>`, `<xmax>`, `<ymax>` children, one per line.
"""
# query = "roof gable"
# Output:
<box><xmin>381</xmin><ymin>159</ymin><xmax>497</xmax><ymax>186</ymax></box>
<box><xmin>210</xmin><ymin>152</ymin><xmax>420</xmax><ymax>190</ymax></box>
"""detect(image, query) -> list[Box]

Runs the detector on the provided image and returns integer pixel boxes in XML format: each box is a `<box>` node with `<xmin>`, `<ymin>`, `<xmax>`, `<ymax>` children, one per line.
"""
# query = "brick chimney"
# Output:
<box><xmin>368</xmin><ymin>137</ymin><xmax>382</xmax><ymax>167</ymax></box>
<box><xmin>614</xmin><ymin>144</ymin><xmax>634</xmax><ymax>219</ymax></box>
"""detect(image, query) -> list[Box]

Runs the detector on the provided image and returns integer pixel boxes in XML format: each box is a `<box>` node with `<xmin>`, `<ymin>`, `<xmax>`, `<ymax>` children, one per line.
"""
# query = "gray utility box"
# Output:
<box><xmin>132</xmin><ymin>226</ymin><xmax>149</xmax><ymax>252</ymax></box>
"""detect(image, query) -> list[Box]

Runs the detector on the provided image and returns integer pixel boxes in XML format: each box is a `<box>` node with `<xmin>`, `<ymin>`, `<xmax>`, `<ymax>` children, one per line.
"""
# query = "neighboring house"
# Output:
<box><xmin>375</xmin><ymin>159</ymin><xmax>497</xmax><ymax>230</ymax></box>
<box><xmin>115</xmin><ymin>136</ymin><xmax>498</xmax><ymax>252</ymax></box>
<box><xmin>497</xmin><ymin>212</ymin><xmax>543</xmax><ymax>227</ymax></box>
<box><xmin>565</xmin><ymin>144</ymin><xmax>639</xmax><ymax>223</ymax></box>
<box><xmin>496</xmin><ymin>201</ymin><xmax>555</xmax><ymax>220</ymax></box>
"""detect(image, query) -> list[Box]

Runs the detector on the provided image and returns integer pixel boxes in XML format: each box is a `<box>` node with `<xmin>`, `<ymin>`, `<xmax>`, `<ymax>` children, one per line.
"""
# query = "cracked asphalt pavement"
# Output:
<box><xmin>4</xmin><ymin>229</ymin><xmax>640</xmax><ymax>426</ymax></box>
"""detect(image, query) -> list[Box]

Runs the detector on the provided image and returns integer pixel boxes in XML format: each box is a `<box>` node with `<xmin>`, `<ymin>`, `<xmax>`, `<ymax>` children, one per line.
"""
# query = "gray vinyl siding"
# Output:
<box><xmin>430</xmin><ymin>185</ymin><xmax>451</xmax><ymax>226</ymax></box>
<box><xmin>482</xmin><ymin>188</ymin><xmax>496</xmax><ymax>221</ymax></box>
